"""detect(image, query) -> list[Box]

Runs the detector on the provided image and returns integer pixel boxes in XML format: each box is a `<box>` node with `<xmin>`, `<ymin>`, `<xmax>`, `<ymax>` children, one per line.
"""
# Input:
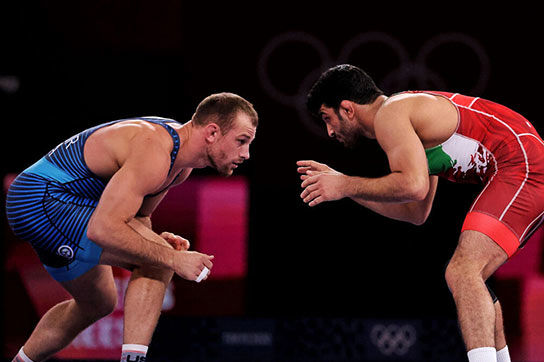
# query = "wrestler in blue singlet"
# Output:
<box><xmin>6</xmin><ymin>117</ymin><xmax>181</xmax><ymax>281</ymax></box>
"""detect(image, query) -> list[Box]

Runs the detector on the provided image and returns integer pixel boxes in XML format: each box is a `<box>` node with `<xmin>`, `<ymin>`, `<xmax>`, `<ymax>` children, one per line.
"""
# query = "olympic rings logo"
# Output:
<box><xmin>369</xmin><ymin>323</ymin><xmax>417</xmax><ymax>356</ymax></box>
<box><xmin>258</xmin><ymin>31</ymin><xmax>490</xmax><ymax>137</ymax></box>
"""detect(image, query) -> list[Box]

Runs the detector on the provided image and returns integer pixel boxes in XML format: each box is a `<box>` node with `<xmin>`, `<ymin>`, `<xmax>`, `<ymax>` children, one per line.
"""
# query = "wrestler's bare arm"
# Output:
<box><xmin>350</xmin><ymin>97</ymin><xmax>438</xmax><ymax>224</ymax></box>
<box><xmin>350</xmin><ymin>175</ymin><xmax>437</xmax><ymax>225</ymax></box>
<box><xmin>87</xmin><ymin>132</ymin><xmax>212</xmax><ymax>280</ymax></box>
<box><xmin>133</xmin><ymin>168</ymin><xmax>194</xmax><ymax>249</ymax></box>
<box><xmin>300</xmin><ymin>102</ymin><xmax>429</xmax><ymax>207</ymax></box>
<box><xmin>298</xmin><ymin>160</ymin><xmax>437</xmax><ymax>224</ymax></box>
<box><xmin>351</xmin><ymin>99</ymin><xmax>430</xmax><ymax>200</ymax></box>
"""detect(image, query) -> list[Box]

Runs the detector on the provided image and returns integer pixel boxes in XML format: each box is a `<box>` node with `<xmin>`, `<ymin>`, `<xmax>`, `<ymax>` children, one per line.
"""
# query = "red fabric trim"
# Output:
<box><xmin>462</xmin><ymin>212</ymin><xmax>520</xmax><ymax>257</ymax></box>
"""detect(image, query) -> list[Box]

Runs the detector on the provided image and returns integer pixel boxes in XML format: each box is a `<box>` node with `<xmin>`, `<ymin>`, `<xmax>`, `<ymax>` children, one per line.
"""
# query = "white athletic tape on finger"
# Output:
<box><xmin>196</xmin><ymin>267</ymin><xmax>210</xmax><ymax>283</ymax></box>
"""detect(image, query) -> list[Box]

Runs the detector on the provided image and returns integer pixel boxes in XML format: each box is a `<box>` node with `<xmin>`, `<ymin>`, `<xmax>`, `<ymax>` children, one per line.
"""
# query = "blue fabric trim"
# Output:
<box><xmin>24</xmin><ymin>157</ymin><xmax>75</xmax><ymax>183</ymax></box>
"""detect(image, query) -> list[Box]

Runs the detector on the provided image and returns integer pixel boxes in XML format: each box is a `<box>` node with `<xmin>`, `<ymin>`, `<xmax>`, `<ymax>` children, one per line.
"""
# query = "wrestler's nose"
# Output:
<box><xmin>240</xmin><ymin>144</ymin><xmax>250</xmax><ymax>160</ymax></box>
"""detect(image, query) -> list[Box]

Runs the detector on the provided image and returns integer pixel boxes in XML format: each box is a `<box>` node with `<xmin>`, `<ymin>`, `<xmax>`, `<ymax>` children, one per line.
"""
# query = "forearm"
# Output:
<box><xmin>342</xmin><ymin>172</ymin><xmax>428</xmax><ymax>202</ymax></box>
<box><xmin>88</xmin><ymin>216</ymin><xmax>174</xmax><ymax>270</ymax></box>
<box><xmin>351</xmin><ymin>198</ymin><xmax>425</xmax><ymax>224</ymax></box>
<box><xmin>350</xmin><ymin>175</ymin><xmax>437</xmax><ymax>225</ymax></box>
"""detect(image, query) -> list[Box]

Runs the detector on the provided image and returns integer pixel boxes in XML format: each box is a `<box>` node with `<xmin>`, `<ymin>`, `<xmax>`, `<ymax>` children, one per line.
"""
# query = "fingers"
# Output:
<box><xmin>193</xmin><ymin>253</ymin><xmax>214</xmax><ymax>282</ymax></box>
<box><xmin>176</xmin><ymin>235</ymin><xmax>191</xmax><ymax>250</ymax></box>
<box><xmin>179</xmin><ymin>238</ymin><xmax>190</xmax><ymax>251</ymax></box>
<box><xmin>297</xmin><ymin>166</ymin><xmax>311</xmax><ymax>175</ymax></box>
<box><xmin>195</xmin><ymin>266</ymin><xmax>210</xmax><ymax>283</ymax></box>
<box><xmin>297</xmin><ymin>160</ymin><xmax>329</xmax><ymax>173</ymax></box>
<box><xmin>203</xmin><ymin>256</ymin><xmax>214</xmax><ymax>269</ymax></box>
<box><xmin>300</xmin><ymin>172</ymin><xmax>322</xmax><ymax>205</ymax></box>
<box><xmin>300</xmin><ymin>185</ymin><xmax>322</xmax><ymax>206</ymax></box>
<box><xmin>167</xmin><ymin>237</ymin><xmax>183</xmax><ymax>251</ymax></box>
<box><xmin>300</xmin><ymin>172</ymin><xmax>319</xmax><ymax>188</ymax></box>
<box><xmin>161</xmin><ymin>232</ymin><xmax>190</xmax><ymax>251</ymax></box>
<box><xmin>296</xmin><ymin>160</ymin><xmax>314</xmax><ymax>167</ymax></box>
<box><xmin>300</xmin><ymin>182</ymin><xmax>318</xmax><ymax>200</ymax></box>
<box><xmin>300</xmin><ymin>170</ymin><xmax>319</xmax><ymax>182</ymax></box>
<box><xmin>296</xmin><ymin>160</ymin><xmax>319</xmax><ymax>174</ymax></box>
<box><xmin>300</xmin><ymin>168</ymin><xmax>332</xmax><ymax>180</ymax></box>
<box><xmin>297</xmin><ymin>160</ymin><xmax>320</xmax><ymax>168</ymax></box>
<box><xmin>308</xmin><ymin>195</ymin><xmax>323</xmax><ymax>207</ymax></box>
<box><xmin>194</xmin><ymin>254</ymin><xmax>214</xmax><ymax>282</ymax></box>
<box><xmin>300</xmin><ymin>173</ymin><xmax>333</xmax><ymax>206</ymax></box>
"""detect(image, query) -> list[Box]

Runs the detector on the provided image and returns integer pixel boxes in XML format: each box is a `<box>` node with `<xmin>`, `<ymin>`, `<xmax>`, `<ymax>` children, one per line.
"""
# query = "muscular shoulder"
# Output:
<box><xmin>86</xmin><ymin>120</ymin><xmax>173</xmax><ymax>180</ymax></box>
<box><xmin>108</xmin><ymin>120</ymin><xmax>172</xmax><ymax>146</ymax></box>
<box><xmin>376</xmin><ymin>92</ymin><xmax>457</xmax><ymax>147</ymax></box>
<box><xmin>379</xmin><ymin>92</ymin><xmax>441</xmax><ymax>115</ymax></box>
<box><xmin>377</xmin><ymin>92</ymin><xmax>451</xmax><ymax>123</ymax></box>
<box><xmin>120</xmin><ymin>121</ymin><xmax>173</xmax><ymax>168</ymax></box>
<box><xmin>373</xmin><ymin>93</ymin><xmax>420</xmax><ymax>132</ymax></box>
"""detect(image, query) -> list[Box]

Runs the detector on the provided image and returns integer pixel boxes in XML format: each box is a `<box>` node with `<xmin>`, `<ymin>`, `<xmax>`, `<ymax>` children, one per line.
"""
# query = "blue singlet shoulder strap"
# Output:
<box><xmin>140</xmin><ymin>117</ymin><xmax>181</xmax><ymax>174</ymax></box>
<box><xmin>139</xmin><ymin>117</ymin><xmax>182</xmax><ymax>197</ymax></box>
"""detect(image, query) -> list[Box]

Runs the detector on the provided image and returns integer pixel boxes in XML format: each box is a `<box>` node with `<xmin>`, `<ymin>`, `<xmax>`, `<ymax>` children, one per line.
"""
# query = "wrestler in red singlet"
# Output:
<box><xmin>418</xmin><ymin>91</ymin><xmax>544</xmax><ymax>257</ymax></box>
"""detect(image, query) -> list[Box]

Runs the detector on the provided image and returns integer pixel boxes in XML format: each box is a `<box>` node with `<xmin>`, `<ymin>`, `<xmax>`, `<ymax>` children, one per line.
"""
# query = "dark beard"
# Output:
<box><xmin>336</xmin><ymin>113</ymin><xmax>366</xmax><ymax>150</ymax></box>
<box><xmin>342</xmin><ymin>130</ymin><xmax>366</xmax><ymax>150</ymax></box>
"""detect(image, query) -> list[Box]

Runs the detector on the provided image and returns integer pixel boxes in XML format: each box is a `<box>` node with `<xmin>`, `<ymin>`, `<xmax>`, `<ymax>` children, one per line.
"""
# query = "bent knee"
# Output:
<box><xmin>445</xmin><ymin>259</ymin><xmax>494</xmax><ymax>298</ymax></box>
<box><xmin>77</xmin><ymin>290</ymin><xmax>118</xmax><ymax>320</ymax></box>
<box><xmin>94</xmin><ymin>291</ymin><xmax>117</xmax><ymax>318</ymax></box>
<box><xmin>96</xmin><ymin>297</ymin><xmax>117</xmax><ymax>318</ymax></box>
<box><xmin>445</xmin><ymin>260</ymin><xmax>476</xmax><ymax>291</ymax></box>
<box><xmin>444</xmin><ymin>262</ymin><xmax>458</xmax><ymax>292</ymax></box>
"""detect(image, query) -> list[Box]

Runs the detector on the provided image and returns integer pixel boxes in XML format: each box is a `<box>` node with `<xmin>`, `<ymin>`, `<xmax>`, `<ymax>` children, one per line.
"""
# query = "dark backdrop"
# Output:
<box><xmin>1</xmin><ymin>1</ymin><xmax>541</xmax><ymax>321</ymax></box>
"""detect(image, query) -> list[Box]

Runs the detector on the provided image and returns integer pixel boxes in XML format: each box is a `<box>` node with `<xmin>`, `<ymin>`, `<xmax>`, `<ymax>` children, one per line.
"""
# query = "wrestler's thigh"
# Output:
<box><xmin>60</xmin><ymin>264</ymin><xmax>117</xmax><ymax>309</ymax></box>
<box><xmin>449</xmin><ymin>230</ymin><xmax>508</xmax><ymax>281</ymax></box>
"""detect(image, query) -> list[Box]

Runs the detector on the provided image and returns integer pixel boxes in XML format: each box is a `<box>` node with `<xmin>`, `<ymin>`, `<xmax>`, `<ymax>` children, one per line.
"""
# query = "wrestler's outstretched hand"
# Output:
<box><xmin>297</xmin><ymin>160</ymin><xmax>337</xmax><ymax>180</ymax></box>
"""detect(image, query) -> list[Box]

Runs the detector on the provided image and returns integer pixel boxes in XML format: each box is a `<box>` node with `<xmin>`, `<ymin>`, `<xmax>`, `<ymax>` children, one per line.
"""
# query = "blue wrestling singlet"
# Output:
<box><xmin>5</xmin><ymin>117</ymin><xmax>181</xmax><ymax>281</ymax></box>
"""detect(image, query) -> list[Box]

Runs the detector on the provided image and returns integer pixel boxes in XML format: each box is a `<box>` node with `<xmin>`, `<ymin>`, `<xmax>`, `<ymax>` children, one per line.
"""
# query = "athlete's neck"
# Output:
<box><xmin>356</xmin><ymin>95</ymin><xmax>388</xmax><ymax>139</ymax></box>
<box><xmin>173</xmin><ymin>120</ymin><xmax>209</xmax><ymax>169</ymax></box>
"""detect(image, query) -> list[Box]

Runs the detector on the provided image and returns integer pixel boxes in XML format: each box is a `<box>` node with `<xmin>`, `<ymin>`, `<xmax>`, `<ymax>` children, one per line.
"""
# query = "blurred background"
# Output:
<box><xmin>1</xmin><ymin>1</ymin><xmax>543</xmax><ymax>361</ymax></box>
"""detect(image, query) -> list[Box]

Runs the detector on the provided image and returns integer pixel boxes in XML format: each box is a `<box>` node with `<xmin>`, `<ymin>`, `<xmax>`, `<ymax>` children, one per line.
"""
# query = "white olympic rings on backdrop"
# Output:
<box><xmin>258</xmin><ymin>31</ymin><xmax>490</xmax><ymax>137</ymax></box>
<box><xmin>370</xmin><ymin>323</ymin><xmax>417</xmax><ymax>356</ymax></box>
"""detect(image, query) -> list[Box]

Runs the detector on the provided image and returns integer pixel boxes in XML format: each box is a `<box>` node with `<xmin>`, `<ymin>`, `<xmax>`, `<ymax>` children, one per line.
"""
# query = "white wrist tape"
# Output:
<box><xmin>196</xmin><ymin>267</ymin><xmax>210</xmax><ymax>283</ymax></box>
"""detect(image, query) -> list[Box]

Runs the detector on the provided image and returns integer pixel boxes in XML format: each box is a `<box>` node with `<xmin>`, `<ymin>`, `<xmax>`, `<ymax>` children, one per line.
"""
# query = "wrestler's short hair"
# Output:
<box><xmin>193</xmin><ymin>92</ymin><xmax>258</xmax><ymax>133</ymax></box>
<box><xmin>307</xmin><ymin>64</ymin><xmax>383</xmax><ymax>118</ymax></box>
